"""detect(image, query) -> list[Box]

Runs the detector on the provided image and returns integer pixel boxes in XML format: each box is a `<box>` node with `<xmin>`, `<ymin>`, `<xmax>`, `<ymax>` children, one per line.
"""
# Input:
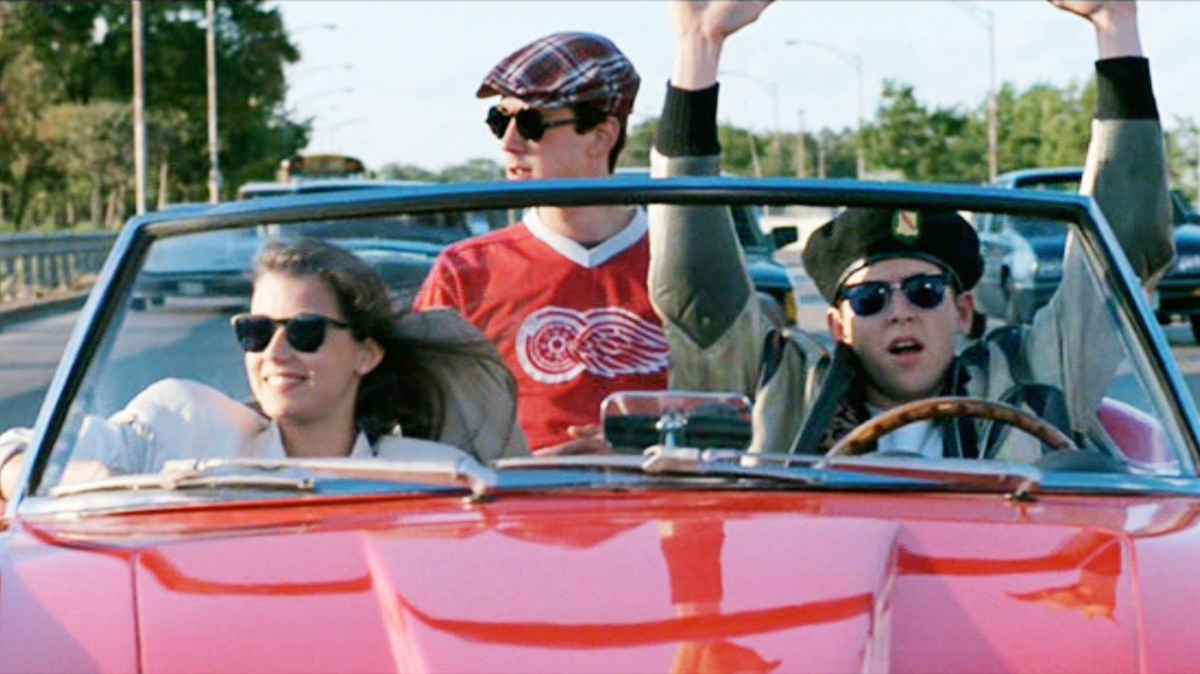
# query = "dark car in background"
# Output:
<box><xmin>131</xmin><ymin>203</ymin><xmax>262</xmax><ymax>310</ymax></box>
<box><xmin>974</xmin><ymin>167</ymin><xmax>1200</xmax><ymax>340</ymax></box>
<box><xmin>132</xmin><ymin>180</ymin><xmax>484</xmax><ymax>310</ymax></box>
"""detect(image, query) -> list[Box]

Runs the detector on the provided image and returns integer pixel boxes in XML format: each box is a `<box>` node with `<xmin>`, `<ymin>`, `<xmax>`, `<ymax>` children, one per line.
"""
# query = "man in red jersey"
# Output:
<box><xmin>414</xmin><ymin>33</ymin><xmax>662</xmax><ymax>454</ymax></box>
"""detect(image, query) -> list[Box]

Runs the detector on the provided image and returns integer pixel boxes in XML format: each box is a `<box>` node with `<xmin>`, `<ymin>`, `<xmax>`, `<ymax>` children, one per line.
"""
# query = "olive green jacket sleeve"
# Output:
<box><xmin>1017</xmin><ymin>115</ymin><xmax>1173</xmax><ymax>432</ymax></box>
<box><xmin>647</xmin><ymin>153</ymin><xmax>773</xmax><ymax>400</ymax></box>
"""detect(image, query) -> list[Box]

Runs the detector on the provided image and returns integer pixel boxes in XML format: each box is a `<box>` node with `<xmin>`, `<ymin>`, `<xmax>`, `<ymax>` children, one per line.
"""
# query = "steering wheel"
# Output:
<box><xmin>825</xmin><ymin>396</ymin><xmax>1078</xmax><ymax>458</ymax></box>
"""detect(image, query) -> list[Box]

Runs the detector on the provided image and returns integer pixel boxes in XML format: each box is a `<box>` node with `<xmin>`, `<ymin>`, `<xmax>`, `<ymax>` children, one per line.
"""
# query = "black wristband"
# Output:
<box><xmin>1095</xmin><ymin>57</ymin><xmax>1157</xmax><ymax>120</ymax></box>
<box><xmin>654</xmin><ymin>82</ymin><xmax>721</xmax><ymax>158</ymax></box>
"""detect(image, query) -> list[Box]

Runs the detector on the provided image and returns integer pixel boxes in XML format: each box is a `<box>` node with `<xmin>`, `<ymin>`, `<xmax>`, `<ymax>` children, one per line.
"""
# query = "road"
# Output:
<box><xmin>4</xmin><ymin>288</ymin><xmax>1200</xmax><ymax>432</ymax></box>
<box><xmin>0</xmin><ymin>303</ymin><xmax>251</xmax><ymax>432</ymax></box>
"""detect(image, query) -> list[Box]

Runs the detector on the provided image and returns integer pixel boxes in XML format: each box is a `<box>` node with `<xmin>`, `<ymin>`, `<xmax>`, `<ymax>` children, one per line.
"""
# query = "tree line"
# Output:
<box><xmin>2</xmin><ymin>2</ymin><xmax>1196</xmax><ymax>231</ymax></box>
<box><xmin>0</xmin><ymin>1</ymin><xmax>308</xmax><ymax>231</ymax></box>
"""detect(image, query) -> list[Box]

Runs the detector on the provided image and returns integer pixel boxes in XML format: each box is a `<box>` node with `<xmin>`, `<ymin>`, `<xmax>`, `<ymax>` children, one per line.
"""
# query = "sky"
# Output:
<box><xmin>274</xmin><ymin>1</ymin><xmax>1200</xmax><ymax>173</ymax></box>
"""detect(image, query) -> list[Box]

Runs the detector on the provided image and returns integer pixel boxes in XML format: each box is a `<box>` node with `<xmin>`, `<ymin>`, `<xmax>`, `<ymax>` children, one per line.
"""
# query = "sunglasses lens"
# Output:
<box><xmin>233</xmin><ymin>315</ymin><xmax>274</xmax><ymax>353</ymax></box>
<box><xmin>845</xmin><ymin>284</ymin><xmax>888</xmax><ymax>317</ymax></box>
<box><xmin>514</xmin><ymin>109</ymin><xmax>546</xmax><ymax>142</ymax></box>
<box><xmin>485</xmin><ymin>107</ymin><xmax>509</xmax><ymax>139</ymax></box>
<box><xmin>286</xmin><ymin>316</ymin><xmax>327</xmax><ymax>353</ymax></box>
<box><xmin>903</xmin><ymin>276</ymin><xmax>947</xmax><ymax>309</ymax></box>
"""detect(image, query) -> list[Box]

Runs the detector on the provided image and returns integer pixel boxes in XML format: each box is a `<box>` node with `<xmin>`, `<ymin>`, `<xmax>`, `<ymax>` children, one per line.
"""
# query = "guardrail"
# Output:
<box><xmin>0</xmin><ymin>233</ymin><xmax>116</xmax><ymax>303</ymax></box>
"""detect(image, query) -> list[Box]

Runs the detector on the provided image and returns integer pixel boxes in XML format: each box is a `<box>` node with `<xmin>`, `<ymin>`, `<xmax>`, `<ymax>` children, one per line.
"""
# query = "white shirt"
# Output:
<box><xmin>867</xmin><ymin>405</ymin><xmax>945</xmax><ymax>459</ymax></box>
<box><xmin>66</xmin><ymin>378</ymin><xmax>471</xmax><ymax>475</ymax></box>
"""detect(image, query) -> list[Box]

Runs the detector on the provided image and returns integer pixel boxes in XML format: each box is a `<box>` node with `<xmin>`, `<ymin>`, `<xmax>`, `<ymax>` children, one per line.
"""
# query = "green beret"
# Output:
<box><xmin>802</xmin><ymin>208</ymin><xmax>983</xmax><ymax>304</ymax></box>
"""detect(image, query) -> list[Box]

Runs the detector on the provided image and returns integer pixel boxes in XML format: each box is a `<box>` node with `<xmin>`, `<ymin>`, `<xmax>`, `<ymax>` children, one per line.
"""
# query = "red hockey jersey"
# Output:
<box><xmin>414</xmin><ymin>208</ymin><xmax>668</xmax><ymax>449</ymax></box>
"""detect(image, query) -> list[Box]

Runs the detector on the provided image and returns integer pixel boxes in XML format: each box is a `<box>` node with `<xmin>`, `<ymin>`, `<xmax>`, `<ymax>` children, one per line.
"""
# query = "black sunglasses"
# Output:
<box><xmin>231</xmin><ymin>313</ymin><xmax>352</xmax><ymax>354</ymax></box>
<box><xmin>839</xmin><ymin>273</ymin><xmax>951</xmax><ymax>317</ymax></box>
<box><xmin>486</xmin><ymin>106</ymin><xmax>577</xmax><ymax>142</ymax></box>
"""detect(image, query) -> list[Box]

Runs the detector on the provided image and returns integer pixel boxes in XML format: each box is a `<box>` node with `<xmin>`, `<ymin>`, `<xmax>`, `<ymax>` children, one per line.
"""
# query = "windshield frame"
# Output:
<box><xmin>12</xmin><ymin>177</ymin><xmax>1200</xmax><ymax>513</ymax></box>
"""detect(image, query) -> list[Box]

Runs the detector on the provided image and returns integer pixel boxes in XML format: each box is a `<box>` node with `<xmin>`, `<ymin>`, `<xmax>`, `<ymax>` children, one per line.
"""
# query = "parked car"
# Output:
<box><xmin>975</xmin><ymin>167</ymin><xmax>1200</xmax><ymax>339</ymax></box>
<box><xmin>130</xmin><ymin>224</ymin><xmax>262</xmax><ymax>310</ymax></box>
<box><xmin>4</xmin><ymin>178</ymin><xmax>1200</xmax><ymax>672</ymax></box>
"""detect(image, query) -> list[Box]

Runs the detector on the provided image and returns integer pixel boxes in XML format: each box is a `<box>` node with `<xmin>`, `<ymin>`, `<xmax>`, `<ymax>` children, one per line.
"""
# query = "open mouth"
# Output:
<box><xmin>887</xmin><ymin>337</ymin><xmax>924</xmax><ymax>356</ymax></box>
<box><xmin>506</xmin><ymin>166</ymin><xmax>532</xmax><ymax>180</ymax></box>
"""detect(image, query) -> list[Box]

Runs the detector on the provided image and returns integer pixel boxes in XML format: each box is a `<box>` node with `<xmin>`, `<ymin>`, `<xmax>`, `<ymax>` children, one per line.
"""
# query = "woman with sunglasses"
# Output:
<box><xmin>0</xmin><ymin>238</ymin><xmax>527</xmax><ymax>501</ymax></box>
<box><xmin>644</xmin><ymin>0</ymin><xmax>1172</xmax><ymax>459</ymax></box>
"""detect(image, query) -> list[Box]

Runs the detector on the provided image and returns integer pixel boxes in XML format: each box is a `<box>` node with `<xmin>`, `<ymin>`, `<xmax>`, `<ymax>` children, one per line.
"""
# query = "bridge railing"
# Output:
<box><xmin>0</xmin><ymin>233</ymin><xmax>117</xmax><ymax>303</ymax></box>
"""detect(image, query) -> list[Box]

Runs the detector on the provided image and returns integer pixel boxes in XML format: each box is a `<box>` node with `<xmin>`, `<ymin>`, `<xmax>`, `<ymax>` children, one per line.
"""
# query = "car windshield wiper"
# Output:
<box><xmin>49</xmin><ymin>456</ymin><xmax>499</xmax><ymax>500</ymax></box>
<box><xmin>496</xmin><ymin>447</ymin><xmax>939</xmax><ymax>490</ymax></box>
<box><xmin>497</xmin><ymin>448</ymin><xmax>1043</xmax><ymax>497</ymax></box>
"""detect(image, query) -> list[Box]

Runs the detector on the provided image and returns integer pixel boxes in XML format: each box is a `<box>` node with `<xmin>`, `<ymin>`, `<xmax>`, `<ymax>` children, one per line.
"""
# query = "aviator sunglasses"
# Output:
<box><xmin>839</xmin><ymin>273</ymin><xmax>952</xmax><ymax>317</ymax></box>
<box><xmin>486</xmin><ymin>105</ymin><xmax>577</xmax><ymax>142</ymax></box>
<box><xmin>231</xmin><ymin>313</ymin><xmax>353</xmax><ymax>354</ymax></box>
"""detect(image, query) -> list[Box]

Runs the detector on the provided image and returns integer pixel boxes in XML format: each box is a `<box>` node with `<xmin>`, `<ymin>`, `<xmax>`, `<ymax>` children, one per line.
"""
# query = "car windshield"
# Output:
<box><xmin>18</xmin><ymin>185</ymin><xmax>1199</xmax><ymax>514</ymax></box>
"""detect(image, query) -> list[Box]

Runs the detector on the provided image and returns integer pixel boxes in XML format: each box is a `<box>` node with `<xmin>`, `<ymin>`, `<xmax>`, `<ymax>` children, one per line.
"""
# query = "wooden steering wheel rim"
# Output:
<box><xmin>825</xmin><ymin>396</ymin><xmax>1077</xmax><ymax>458</ymax></box>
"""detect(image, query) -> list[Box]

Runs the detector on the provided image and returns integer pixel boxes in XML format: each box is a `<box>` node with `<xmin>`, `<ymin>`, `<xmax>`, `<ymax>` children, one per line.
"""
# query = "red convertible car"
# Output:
<box><xmin>2</xmin><ymin>178</ymin><xmax>1199</xmax><ymax>673</ymax></box>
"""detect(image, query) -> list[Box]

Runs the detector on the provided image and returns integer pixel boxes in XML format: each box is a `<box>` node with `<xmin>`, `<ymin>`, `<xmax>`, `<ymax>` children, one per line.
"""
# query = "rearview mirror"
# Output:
<box><xmin>601</xmin><ymin>391</ymin><xmax>753</xmax><ymax>454</ymax></box>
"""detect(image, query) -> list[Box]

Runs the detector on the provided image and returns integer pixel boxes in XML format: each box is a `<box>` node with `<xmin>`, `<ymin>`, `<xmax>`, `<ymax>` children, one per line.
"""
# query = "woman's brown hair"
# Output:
<box><xmin>252</xmin><ymin>237</ymin><xmax>449</xmax><ymax>443</ymax></box>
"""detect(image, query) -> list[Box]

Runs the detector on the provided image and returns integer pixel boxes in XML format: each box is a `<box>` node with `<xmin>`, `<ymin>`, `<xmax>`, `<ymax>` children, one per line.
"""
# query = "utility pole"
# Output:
<box><xmin>206</xmin><ymin>0</ymin><xmax>222</xmax><ymax>203</ymax></box>
<box><xmin>131</xmin><ymin>0</ymin><xmax>147</xmax><ymax>215</ymax></box>
<box><xmin>795</xmin><ymin>109</ymin><xmax>807</xmax><ymax>178</ymax></box>
<box><xmin>784</xmin><ymin>40</ymin><xmax>864</xmax><ymax>178</ymax></box>
<box><xmin>953</xmin><ymin>2</ymin><xmax>998</xmax><ymax>180</ymax></box>
<box><xmin>985</xmin><ymin>9</ymin><xmax>998</xmax><ymax>181</ymax></box>
<box><xmin>817</xmin><ymin>133</ymin><xmax>827</xmax><ymax>179</ymax></box>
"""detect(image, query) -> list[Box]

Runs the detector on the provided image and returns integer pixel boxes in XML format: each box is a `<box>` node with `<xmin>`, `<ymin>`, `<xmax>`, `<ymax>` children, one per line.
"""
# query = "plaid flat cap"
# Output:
<box><xmin>803</xmin><ymin>208</ymin><xmax>984</xmax><ymax>304</ymax></box>
<box><xmin>477</xmin><ymin>32</ymin><xmax>640</xmax><ymax>116</ymax></box>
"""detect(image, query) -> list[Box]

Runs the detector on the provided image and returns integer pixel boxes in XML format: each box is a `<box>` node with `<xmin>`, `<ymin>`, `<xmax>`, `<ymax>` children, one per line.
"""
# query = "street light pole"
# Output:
<box><xmin>785</xmin><ymin>39</ymin><xmax>865</xmax><ymax>178</ymax></box>
<box><xmin>953</xmin><ymin>2</ymin><xmax>998</xmax><ymax>180</ymax></box>
<box><xmin>795</xmin><ymin>109</ymin><xmax>808</xmax><ymax>178</ymax></box>
<box><xmin>206</xmin><ymin>0</ymin><xmax>222</xmax><ymax>203</ymax></box>
<box><xmin>131</xmin><ymin>0</ymin><xmax>147</xmax><ymax>215</ymax></box>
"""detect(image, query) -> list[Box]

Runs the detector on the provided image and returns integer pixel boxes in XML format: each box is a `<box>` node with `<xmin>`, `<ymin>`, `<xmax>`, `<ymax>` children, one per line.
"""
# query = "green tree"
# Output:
<box><xmin>1167</xmin><ymin>116</ymin><xmax>1200</xmax><ymax>204</ymax></box>
<box><xmin>439</xmin><ymin>158</ymin><xmax>504</xmax><ymax>183</ymax></box>
<box><xmin>0</xmin><ymin>1</ymin><xmax>309</xmax><ymax>210</ymax></box>
<box><xmin>864</xmin><ymin>80</ymin><xmax>986</xmax><ymax>183</ymax></box>
<box><xmin>996</xmin><ymin>79</ymin><xmax>1094</xmax><ymax>173</ymax></box>
<box><xmin>0</xmin><ymin>46</ymin><xmax>64</xmax><ymax>227</ymax></box>
<box><xmin>378</xmin><ymin>163</ymin><xmax>439</xmax><ymax>182</ymax></box>
<box><xmin>616</xmin><ymin>118</ymin><xmax>654</xmax><ymax>169</ymax></box>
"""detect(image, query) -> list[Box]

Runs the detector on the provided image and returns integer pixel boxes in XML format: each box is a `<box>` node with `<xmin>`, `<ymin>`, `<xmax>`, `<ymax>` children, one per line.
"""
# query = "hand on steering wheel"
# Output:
<box><xmin>825</xmin><ymin>396</ymin><xmax>1077</xmax><ymax>458</ymax></box>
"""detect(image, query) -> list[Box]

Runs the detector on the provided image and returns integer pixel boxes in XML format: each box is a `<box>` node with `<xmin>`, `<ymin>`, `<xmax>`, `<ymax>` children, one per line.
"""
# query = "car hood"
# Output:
<box><xmin>5</xmin><ymin>491</ymin><xmax>1200</xmax><ymax>673</ymax></box>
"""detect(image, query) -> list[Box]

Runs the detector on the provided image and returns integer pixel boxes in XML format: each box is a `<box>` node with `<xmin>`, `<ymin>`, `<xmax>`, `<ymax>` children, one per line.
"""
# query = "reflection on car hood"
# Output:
<box><xmin>8</xmin><ymin>491</ymin><xmax>1200</xmax><ymax>672</ymax></box>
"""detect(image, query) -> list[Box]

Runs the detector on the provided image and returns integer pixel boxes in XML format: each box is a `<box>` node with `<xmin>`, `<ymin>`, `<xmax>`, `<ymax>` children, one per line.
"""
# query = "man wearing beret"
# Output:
<box><xmin>415</xmin><ymin>32</ymin><xmax>657</xmax><ymax>454</ymax></box>
<box><xmin>648</xmin><ymin>0</ymin><xmax>1174</xmax><ymax>458</ymax></box>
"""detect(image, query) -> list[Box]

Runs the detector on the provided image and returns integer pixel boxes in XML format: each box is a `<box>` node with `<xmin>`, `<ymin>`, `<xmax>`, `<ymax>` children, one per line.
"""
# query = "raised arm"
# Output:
<box><xmin>1054</xmin><ymin>0</ymin><xmax>1173</xmax><ymax>280</ymax></box>
<box><xmin>1025</xmin><ymin>0</ymin><xmax>1173</xmax><ymax>426</ymax></box>
<box><xmin>648</xmin><ymin>1</ymin><xmax>772</xmax><ymax>396</ymax></box>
